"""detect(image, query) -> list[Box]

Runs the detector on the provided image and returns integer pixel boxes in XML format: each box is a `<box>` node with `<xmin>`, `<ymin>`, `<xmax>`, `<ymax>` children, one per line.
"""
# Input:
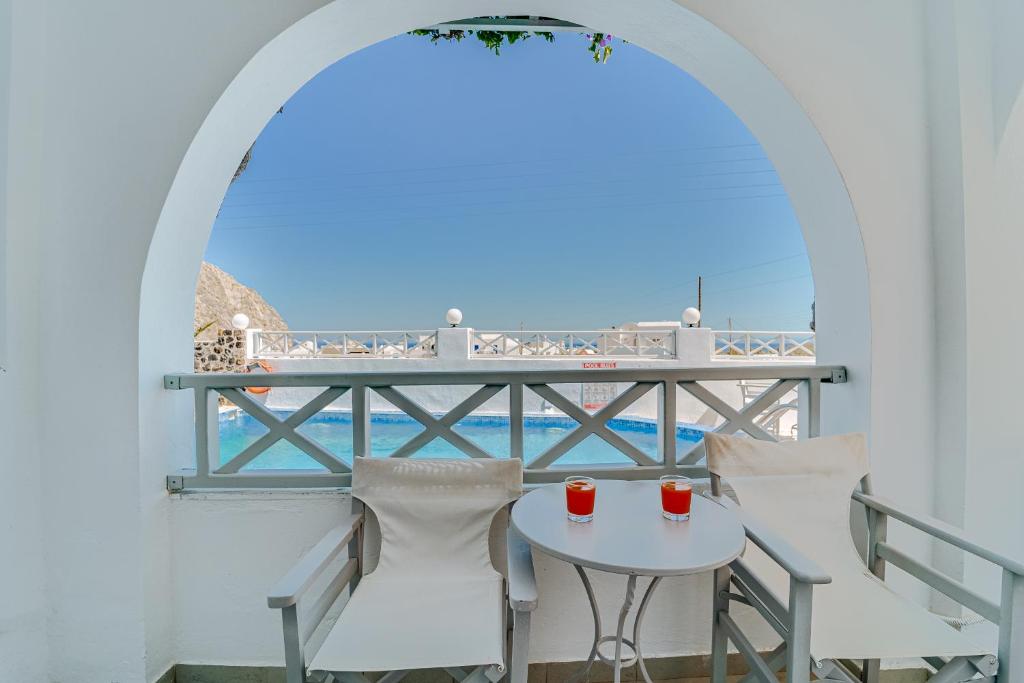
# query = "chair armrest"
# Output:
<box><xmin>267</xmin><ymin>511</ymin><xmax>363</xmax><ymax>608</ymax></box>
<box><xmin>507</xmin><ymin>528</ymin><xmax>538</xmax><ymax>612</ymax></box>
<box><xmin>704</xmin><ymin>493</ymin><xmax>831</xmax><ymax>585</ymax></box>
<box><xmin>853</xmin><ymin>491</ymin><xmax>1024</xmax><ymax>576</ymax></box>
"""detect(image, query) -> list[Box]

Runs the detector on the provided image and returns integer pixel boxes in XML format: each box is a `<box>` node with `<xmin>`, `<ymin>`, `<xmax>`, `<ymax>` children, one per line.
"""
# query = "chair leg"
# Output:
<box><xmin>510</xmin><ymin>609</ymin><xmax>532</xmax><ymax>683</ymax></box>
<box><xmin>785</xmin><ymin>578</ymin><xmax>813</xmax><ymax>683</ymax></box>
<box><xmin>711</xmin><ymin>566</ymin><xmax>732</xmax><ymax>683</ymax></box>
<box><xmin>861</xmin><ymin>659</ymin><xmax>880</xmax><ymax>683</ymax></box>
<box><xmin>1000</xmin><ymin>569</ymin><xmax>1024</xmax><ymax>683</ymax></box>
<box><xmin>282</xmin><ymin>604</ymin><xmax>307</xmax><ymax>683</ymax></box>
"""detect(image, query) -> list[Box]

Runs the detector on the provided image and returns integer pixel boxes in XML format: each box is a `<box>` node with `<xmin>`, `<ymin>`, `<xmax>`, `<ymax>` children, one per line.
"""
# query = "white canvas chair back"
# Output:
<box><xmin>704</xmin><ymin>432</ymin><xmax>988</xmax><ymax>661</ymax></box>
<box><xmin>352</xmin><ymin>457</ymin><xmax>522</xmax><ymax>582</ymax></box>
<box><xmin>705</xmin><ymin>432</ymin><xmax>869</xmax><ymax>582</ymax></box>
<box><xmin>307</xmin><ymin>457</ymin><xmax>523</xmax><ymax>674</ymax></box>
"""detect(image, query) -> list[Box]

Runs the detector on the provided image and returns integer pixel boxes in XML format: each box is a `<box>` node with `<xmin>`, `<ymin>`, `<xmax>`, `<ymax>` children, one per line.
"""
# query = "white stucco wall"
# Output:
<box><xmin>959</xmin><ymin>0</ymin><xmax>1024</xmax><ymax>602</ymax></box>
<box><xmin>3</xmin><ymin>0</ymin><xmax>1022</xmax><ymax>680</ymax></box>
<box><xmin>170</xmin><ymin>490</ymin><xmax>781</xmax><ymax>667</ymax></box>
<box><xmin>0</xmin><ymin>2</ymin><xmax>49</xmax><ymax>681</ymax></box>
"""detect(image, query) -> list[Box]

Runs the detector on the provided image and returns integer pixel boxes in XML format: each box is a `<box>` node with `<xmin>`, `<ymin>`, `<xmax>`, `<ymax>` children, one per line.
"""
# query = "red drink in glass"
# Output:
<box><xmin>660</xmin><ymin>476</ymin><xmax>692</xmax><ymax>521</ymax></box>
<box><xmin>565</xmin><ymin>476</ymin><xmax>596</xmax><ymax>523</ymax></box>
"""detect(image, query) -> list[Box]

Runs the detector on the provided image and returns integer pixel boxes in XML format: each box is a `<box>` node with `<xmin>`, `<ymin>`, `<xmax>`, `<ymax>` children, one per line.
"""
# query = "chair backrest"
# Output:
<box><xmin>352</xmin><ymin>457</ymin><xmax>523</xmax><ymax>582</ymax></box>
<box><xmin>704</xmin><ymin>433</ymin><xmax>869</xmax><ymax>578</ymax></box>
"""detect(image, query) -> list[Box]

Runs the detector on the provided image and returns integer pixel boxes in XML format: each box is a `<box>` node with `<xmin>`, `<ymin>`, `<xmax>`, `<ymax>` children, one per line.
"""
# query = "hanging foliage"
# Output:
<box><xmin>585</xmin><ymin>33</ymin><xmax>614</xmax><ymax>64</ymax></box>
<box><xmin>409</xmin><ymin>18</ymin><xmax>618</xmax><ymax>62</ymax></box>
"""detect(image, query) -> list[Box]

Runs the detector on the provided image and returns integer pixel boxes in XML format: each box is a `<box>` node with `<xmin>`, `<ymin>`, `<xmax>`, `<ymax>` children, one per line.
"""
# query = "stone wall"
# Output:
<box><xmin>194</xmin><ymin>329</ymin><xmax>246</xmax><ymax>373</ymax></box>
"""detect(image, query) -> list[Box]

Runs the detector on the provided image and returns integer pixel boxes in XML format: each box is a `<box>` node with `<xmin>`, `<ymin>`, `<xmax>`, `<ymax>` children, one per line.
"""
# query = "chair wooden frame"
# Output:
<box><xmin>267</xmin><ymin>501</ymin><xmax>538</xmax><ymax>683</ymax></box>
<box><xmin>706</xmin><ymin>471</ymin><xmax>1024</xmax><ymax>683</ymax></box>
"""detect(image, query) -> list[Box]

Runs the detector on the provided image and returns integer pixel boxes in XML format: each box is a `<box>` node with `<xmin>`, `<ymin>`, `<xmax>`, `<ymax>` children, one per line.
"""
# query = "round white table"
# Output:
<box><xmin>511</xmin><ymin>480</ymin><xmax>746</xmax><ymax>683</ymax></box>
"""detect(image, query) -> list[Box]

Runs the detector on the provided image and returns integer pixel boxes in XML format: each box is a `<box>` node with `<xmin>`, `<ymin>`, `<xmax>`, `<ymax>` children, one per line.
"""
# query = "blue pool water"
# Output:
<box><xmin>218</xmin><ymin>411</ymin><xmax>705</xmax><ymax>470</ymax></box>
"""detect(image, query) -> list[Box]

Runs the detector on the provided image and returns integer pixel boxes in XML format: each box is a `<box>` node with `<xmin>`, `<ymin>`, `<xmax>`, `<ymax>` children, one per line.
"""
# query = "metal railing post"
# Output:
<box><xmin>659</xmin><ymin>380</ymin><xmax>678</xmax><ymax>470</ymax></box>
<box><xmin>510</xmin><ymin>383</ymin><xmax>524</xmax><ymax>461</ymax></box>
<box><xmin>797</xmin><ymin>379</ymin><xmax>821</xmax><ymax>439</ymax></box>
<box><xmin>351</xmin><ymin>384</ymin><xmax>371</xmax><ymax>458</ymax></box>
<box><xmin>194</xmin><ymin>387</ymin><xmax>219</xmax><ymax>479</ymax></box>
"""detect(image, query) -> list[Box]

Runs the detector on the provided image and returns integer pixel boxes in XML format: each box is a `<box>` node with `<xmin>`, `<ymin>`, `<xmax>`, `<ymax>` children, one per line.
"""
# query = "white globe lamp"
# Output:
<box><xmin>682</xmin><ymin>307</ymin><xmax>701</xmax><ymax>328</ymax></box>
<box><xmin>231</xmin><ymin>313</ymin><xmax>250</xmax><ymax>330</ymax></box>
<box><xmin>445</xmin><ymin>308</ymin><xmax>463</xmax><ymax>327</ymax></box>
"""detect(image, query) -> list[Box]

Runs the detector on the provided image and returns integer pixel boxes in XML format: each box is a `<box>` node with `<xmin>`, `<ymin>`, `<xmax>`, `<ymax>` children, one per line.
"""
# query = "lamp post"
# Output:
<box><xmin>231</xmin><ymin>313</ymin><xmax>250</xmax><ymax>330</ymax></box>
<box><xmin>682</xmin><ymin>307</ymin><xmax>701</xmax><ymax>328</ymax></box>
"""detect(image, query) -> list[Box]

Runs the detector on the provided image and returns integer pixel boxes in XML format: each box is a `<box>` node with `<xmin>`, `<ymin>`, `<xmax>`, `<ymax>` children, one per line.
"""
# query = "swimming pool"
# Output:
<box><xmin>218</xmin><ymin>410</ymin><xmax>706</xmax><ymax>470</ymax></box>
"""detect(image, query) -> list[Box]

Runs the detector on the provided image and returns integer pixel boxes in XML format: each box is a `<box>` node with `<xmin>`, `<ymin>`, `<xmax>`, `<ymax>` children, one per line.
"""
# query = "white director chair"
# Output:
<box><xmin>268</xmin><ymin>457</ymin><xmax>538</xmax><ymax>683</ymax></box>
<box><xmin>704</xmin><ymin>433</ymin><xmax>1024</xmax><ymax>683</ymax></box>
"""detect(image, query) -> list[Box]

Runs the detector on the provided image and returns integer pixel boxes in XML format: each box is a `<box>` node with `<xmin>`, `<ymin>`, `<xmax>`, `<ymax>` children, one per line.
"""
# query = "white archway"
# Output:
<box><xmin>137</xmin><ymin>0</ymin><xmax>870</xmax><ymax>669</ymax></box>
<box><xmin>141</xmin><ymin>0</ymin><xmax>869</xmax><ymax>448</ymax></box>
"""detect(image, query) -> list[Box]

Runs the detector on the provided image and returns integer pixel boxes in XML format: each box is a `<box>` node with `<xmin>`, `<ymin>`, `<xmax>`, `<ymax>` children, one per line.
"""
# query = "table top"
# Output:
<box><xmin>510</xmin><ymin>480</ymin><xmax>746</xmax><ymax>576</ymax></box>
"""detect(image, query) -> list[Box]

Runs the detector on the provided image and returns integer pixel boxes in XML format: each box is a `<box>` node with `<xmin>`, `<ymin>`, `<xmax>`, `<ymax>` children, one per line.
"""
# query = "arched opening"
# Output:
<box><xmin>142</xmin><ymin>0</ymin><xmax>869</xmax><ymax>475</ymax></box>
<box><xmin>139</xmin><ymin>0</ymin><xmax>870</xmax><ymax>666</ymax></box>
<box><xmin>202</xmin><ymin>31</ymin><xmax>813</xmax><ymax>335</ymax></box>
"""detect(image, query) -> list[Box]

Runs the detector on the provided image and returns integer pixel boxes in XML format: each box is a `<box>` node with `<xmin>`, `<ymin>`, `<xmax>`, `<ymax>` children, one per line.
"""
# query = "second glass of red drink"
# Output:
<box><xmin>565</xmin><ymin>476</ymin><xmax>596</xmax><ymax>523</ymax></box>
<box><xmin>660</xmin><ymin>475</ymin><xmax>692</xmax><ymax>521</ymax></box>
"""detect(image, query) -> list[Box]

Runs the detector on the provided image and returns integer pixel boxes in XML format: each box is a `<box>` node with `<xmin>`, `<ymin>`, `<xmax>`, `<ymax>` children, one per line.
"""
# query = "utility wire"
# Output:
<box><xmin>570</xmin><ymin>254</ymin><xmax>808</xmax><ymax>319</ymax></box>
<box><xmin>219</xmin><ymin>167</ymin><xmax>779</xmax><ymax>210</ymax></box>
<box><xmin>212</xmin><ymin>191</ymin><xmax>789</xmax><ymax>232</ymax></box>
<box><xmin>228</xmin><ymin>141</ymin><xmax>764</xmax><ymax>186</ymax></box>
<box><xmin>216</xmin><ymin>182</ymin><xmax>783</xmax><ymax>222</ymax></box>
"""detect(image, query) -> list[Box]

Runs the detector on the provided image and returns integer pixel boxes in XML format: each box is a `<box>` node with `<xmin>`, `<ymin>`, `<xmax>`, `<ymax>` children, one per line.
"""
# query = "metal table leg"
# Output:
<box><xmin>567</xmin><ymin>564</ymin><xmax>602</xmax><ymax>683</ymax></box>
<box><xmin>633</xmin><ymin>576</ymin><xmax>663</xmax><ymax>683</ymax></box>
<box><xmin>569</xmin><ymin>566</ymin><xmax>665</xmax><ymax>683</ymax></box>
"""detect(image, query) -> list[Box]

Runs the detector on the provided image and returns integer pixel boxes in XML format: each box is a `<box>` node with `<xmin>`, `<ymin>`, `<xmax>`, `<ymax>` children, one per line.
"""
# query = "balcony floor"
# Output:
<box><xmin>168</xmin><ymin>656</ymin><xmax>930</xmax><ymax>682</ymax></box>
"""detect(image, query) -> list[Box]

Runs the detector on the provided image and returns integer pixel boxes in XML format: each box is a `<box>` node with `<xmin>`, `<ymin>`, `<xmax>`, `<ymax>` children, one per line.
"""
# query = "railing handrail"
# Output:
<box><xmin>254</xmin><ymin>328</ymin><xmax>810</xmax><ymax>336</ymax></box>
<box><xmin>712</xmin><ymin>330</ymin><xmax>816</xmax><ymax>359</ymax></box>
<box><xmin>472</xmin><ymin>328</ymin><xmax>678</xmax><ymax>334</ymax></box>
<box><xmin>470</xmin><ymin>329</ymin><xmax>679</xmax><ymax>358</ymax></box>
<box><xmin>166</xmin><ymin>364</ymin><xmax>845</xmax><ymax>390</ymax></box>
<box><xmin>714</xmin><ymin>330</ymin><xmax>814</xmax><ymax>335</ymax></box>
<box><xmin>251</xmin><ymin>330</ymin><xmax>439</xmax><ymax>360</ymax></box>
<box><xmin>254</xmin><ymin>329</ymin><xmax>437</xmax><ymax>334</ymax></box>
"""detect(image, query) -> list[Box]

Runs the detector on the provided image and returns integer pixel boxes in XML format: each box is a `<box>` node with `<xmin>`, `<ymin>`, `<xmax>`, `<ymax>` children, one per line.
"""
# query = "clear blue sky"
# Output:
<box><xmin>206</xmin><ymin>33</ymin><xmax>813</xmax><ymax>331</ymax></box>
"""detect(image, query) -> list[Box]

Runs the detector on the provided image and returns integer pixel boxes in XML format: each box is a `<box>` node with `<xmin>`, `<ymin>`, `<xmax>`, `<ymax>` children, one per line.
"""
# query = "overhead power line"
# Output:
<box><xmin>228</xmin><ymin>141</ymin><xmax>764</xmax><ymax>187</ymax></box>
<box><xmin>219</xmin><ymin>167</ymin><xmax>780</xmax><ymax>209</ymax></box>
<box><xmin>216</xmin><ymin>182</ymin><xmax>783</xmax><ymax>222</ymax></box>
<box><xmin>212</xmin><ymin>191</ymin><xmax>789</xmax><ymax>233</ymax></box>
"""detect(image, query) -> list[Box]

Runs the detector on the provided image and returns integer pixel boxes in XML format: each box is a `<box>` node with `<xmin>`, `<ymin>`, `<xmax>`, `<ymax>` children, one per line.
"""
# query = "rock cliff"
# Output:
<box><xmin>194</xmin><ymin>261</ymin><xmax>288</xmax><ymax>340</ymax></box>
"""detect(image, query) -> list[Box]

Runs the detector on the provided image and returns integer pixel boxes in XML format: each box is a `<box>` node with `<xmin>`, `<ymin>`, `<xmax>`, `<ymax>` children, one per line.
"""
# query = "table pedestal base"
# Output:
<box><xmin>568</xmin><ymin>565</ymin><xmax>663</xmax><ymax>683</ymax></box>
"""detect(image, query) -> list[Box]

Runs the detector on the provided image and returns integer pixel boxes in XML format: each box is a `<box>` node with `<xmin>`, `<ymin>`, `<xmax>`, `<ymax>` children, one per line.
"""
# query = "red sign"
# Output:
<box><xmin>582</xmin><ymin>361</ymin><xmax>617</xmax><ymax>369</ymax></box>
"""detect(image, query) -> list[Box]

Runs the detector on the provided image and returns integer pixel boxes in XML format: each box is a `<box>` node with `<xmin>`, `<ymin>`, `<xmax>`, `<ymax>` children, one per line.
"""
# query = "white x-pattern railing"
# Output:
<box><xmin>252</xmin><ymin>331</ymin><xmax>437</xmax><ymax>359</ymax></box>
<box><xmin>471</xmin><ymin>330</ymin><xmax>676</xmax><ymax>358</ymax></box>
<box><xmin>713</xmin><ymin>331</ymin><xmax>815</xmax><ymax>359</ymax></box>
<box><xmin>164</xmin><ymin>365</ymin><xmax>846</xmax><ymax>491</ymax></box>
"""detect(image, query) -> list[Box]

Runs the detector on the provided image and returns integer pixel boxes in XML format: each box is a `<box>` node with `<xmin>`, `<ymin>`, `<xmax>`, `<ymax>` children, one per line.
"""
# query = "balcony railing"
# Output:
<box><xmin>247</xmin><ymin>328</ymin><xmax>817</xmax><ymax>362</ymax></box>
<box><xmin>470</xmin><ymin>330</ymin><xmax>676</xmax><ymax>358</ymax></box>
<box><xmin>251</xmin><ymin>330</ymin><xmax>437</xmax><ymax>359</ymax></box>
<box><xmin>713</xmin><ymin>330</ymin><xmax>816</xmax><ymax>359</ymax></box>
<box><xmin>164</xmin><ymin>364</ymin><xmax>846</xmax><ymax>491</ymax></box>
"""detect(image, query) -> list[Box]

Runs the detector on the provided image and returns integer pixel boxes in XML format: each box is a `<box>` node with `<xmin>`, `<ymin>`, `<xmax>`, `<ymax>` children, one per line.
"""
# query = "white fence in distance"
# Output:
<box><xmin>248</xmin><ymin>328</ymin><xmax>816</xmax><ymax>362</ymax></box>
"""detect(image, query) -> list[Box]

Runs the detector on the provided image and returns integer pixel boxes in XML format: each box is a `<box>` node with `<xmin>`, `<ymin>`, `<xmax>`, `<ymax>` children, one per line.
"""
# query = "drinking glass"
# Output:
<box><xmin>659</xmin><ymin>475</ymin><xmax>692</xmax><ymax>521</ymax></box>
<box><xmin>565</xmin><ymin>476</ymin><xmax>596</xmax><ymax>523</ymax></box>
